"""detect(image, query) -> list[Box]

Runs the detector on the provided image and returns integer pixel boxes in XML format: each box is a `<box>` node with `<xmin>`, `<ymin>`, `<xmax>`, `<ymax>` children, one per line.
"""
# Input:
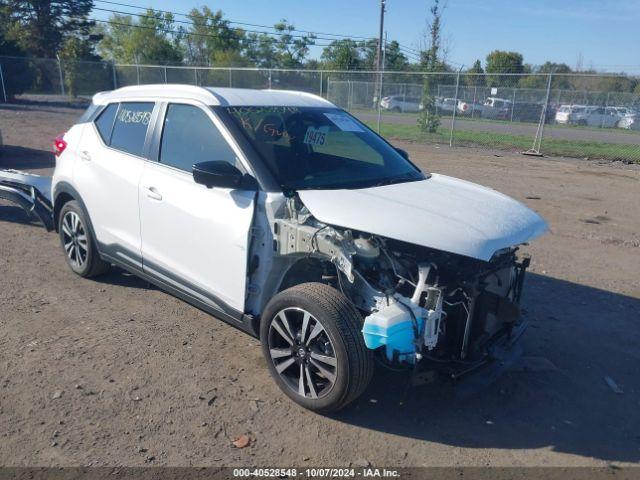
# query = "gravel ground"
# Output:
<box><xmin>1</xmin><ymin>102</ymin><xmax>639</xmax><ymax>467</ymax></box>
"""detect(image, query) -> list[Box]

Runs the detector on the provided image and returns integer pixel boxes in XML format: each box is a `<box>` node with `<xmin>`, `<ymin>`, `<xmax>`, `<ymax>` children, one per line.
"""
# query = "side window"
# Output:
<box><xmin>160</xmin><ymin>104</ymin><xmax>237</xmax><ymax>172</ymax></box>
<box><xmin>94</xmin><ymin>103</ymin><xmax>118</xmax><ymax>144</ymax></box>
<box><xmin>110</xmin><ymin>102</ymin><xmax>154</xmax><ymax>157</ymax></box>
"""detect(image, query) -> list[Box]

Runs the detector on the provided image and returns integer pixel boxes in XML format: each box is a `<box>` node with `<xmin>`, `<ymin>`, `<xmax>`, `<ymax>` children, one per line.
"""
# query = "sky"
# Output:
<box><xmin>95</xmin><ymin>0</ymin><xmax>639</xmax><ymax>73</ymax></box>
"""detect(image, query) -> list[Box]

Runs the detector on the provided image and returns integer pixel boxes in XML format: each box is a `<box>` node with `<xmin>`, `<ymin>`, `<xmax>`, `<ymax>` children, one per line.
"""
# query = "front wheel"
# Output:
<box><xmin>260</xmin><ymin>283</ymin><xmax>373</xmax><ymax>413</ymax></box>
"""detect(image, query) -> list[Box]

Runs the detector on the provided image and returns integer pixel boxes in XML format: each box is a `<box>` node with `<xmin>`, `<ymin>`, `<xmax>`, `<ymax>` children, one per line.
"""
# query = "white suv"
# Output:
<box><xmin>1</xmin><ymin>85</ymin><xmax>547</xmax><ymax>412</ymax></box>
<box><xmin>379</xmin><ymin>95</ymin><xmax>421</xmax><ymax>113</ymax></box>
<box><xmin>555</xmin><ymin>105</ymin><xmax>618</xmax><ymax>128</ymax></box>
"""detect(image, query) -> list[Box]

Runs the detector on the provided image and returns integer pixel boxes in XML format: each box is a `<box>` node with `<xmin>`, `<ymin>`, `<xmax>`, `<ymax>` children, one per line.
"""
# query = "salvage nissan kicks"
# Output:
<box><xmin>0</xmin><ymin>85</ymin><xmax>547</xmax><ymax>412</ymax></box>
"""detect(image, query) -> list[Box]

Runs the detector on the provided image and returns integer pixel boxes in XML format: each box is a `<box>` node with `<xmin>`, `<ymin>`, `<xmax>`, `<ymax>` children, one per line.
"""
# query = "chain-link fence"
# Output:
<box><xmin>1</xmin><ymin>55</ymin><xmax>639</xmax><ymax>163</ymax></box>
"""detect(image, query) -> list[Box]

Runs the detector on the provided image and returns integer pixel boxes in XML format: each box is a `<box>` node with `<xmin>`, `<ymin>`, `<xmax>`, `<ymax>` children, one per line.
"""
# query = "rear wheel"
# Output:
<box><xmin>59</xmin><ymin>201</ymin><xmax>110</xmax><ymax>278</ymax></box>
<box><xmin>260</xmin><ymin>283</ymin><xmax>373</xmax><ymax>413</ymax></box>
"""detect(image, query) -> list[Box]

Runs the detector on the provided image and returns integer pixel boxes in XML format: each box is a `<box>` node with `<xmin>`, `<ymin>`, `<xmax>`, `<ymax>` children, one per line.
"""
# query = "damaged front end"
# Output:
<box><xmin>274</xmin><ymin>194</ymin><xmax>532</xmax><ymax>384</ymax></box>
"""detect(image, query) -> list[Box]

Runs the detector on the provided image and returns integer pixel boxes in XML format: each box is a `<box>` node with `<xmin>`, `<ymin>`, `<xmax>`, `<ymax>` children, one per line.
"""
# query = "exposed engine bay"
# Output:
<box><xmin>271</xmin><ymin>194</ymin><xmax>530</xmax><ymax>374</ymax></box>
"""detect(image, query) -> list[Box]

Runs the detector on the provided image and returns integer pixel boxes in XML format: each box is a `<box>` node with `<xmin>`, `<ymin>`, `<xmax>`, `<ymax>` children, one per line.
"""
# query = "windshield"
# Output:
<box><xmin>221</xmin><ymin>106</ymin><xmax>424</xmax><ymax>190</ymax></box>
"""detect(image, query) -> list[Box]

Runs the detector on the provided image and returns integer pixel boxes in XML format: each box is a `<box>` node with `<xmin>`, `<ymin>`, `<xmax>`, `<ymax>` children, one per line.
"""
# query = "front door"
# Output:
<box><xmin>139</xmin><ymin>102</ymin><xmax>255</xmax><ymax>314</ymax></box>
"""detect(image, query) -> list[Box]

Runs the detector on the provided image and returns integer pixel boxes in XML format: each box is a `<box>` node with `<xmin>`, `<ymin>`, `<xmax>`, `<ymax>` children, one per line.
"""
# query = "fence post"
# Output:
<box><xmin>470</xmin><ymin>86</ymin><xmax>476</xmax><ymax>119</ymax></box>
<box><xmin>526</xmin><ymin>72</ymin><xmax>553</xmax><ymax>155</ymax></box>
<box><xmin>537</xmin><ymin>73</ymin><xmax>553</xmax><ymax>151</ymax></box>
<box><xmin>601</xmin><ymin>92</ymin><xmax>610</xmax><ymax>128</ymax></box>
<box><xmin>510</xmin><ymin>88</ymin><xmax>516</xmax><ymax>122</ymax></box>
<box><xmin>376</xmin><ymin>72</ymin><xmax>384</xmax><ymax>133</ymax></box>
<box><xmin>194</xmin><ymin>67</ymin><xmax>198</xmax><ymax>85</ymax></box>
<box><xmin>136</xmin><ymin>64</ymin><xmax>140</xmax><ymax>85</ymax></box>
<box><xmin>112</xmin><ymin>61</ymin><xmax>118</xmax><ymax>89</ymax></box>
<box><xmin>164</xmin><ymin>66</ymin><xmax>167</xmax><ymax>83</ymax></box>
<box><xmin>0</xmin><ymin>63</ymin><xmax>7</xmax><ymax>103</ymax></box>
<box><xmin>449</xmin><ymin>67</ymin><xmax>463</xmax><ymax>147</ymax></box>
<box><xmin>56</xmin><ymin>54</ymin><xmax>65</xmax><ymax>96</ymax></box>
<box><xmin>319</xmin><ymin>70</ymin><xmax>323</xmax><ymax>97</ymax></box>
<box><xmin>228</xmin><ymin>69</ymin><xmax>232</xmax><ymax>87</ymax></box>
<box><xmin>268</xmin><ymin>69</ymin><xmax>272</xmax><ymax>89</ymax></box>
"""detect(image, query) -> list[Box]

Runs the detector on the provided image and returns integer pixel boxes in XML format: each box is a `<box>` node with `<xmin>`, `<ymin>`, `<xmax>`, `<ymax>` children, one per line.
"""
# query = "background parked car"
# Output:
<box><xmin>509</xmin><ymin>102</ymin><xmax>557</xmax><ymax>124</ymax></box>
<box><xmin>379</xmin><ymin>95</ymin><xmax>421</xmax><ymax>112</ymax></box>
<box><xmin>482</xmin><ymin>97</ymin><xmax>512</xmax><ymax>120</ymax></box>
<box><xmin>434</xmin><ymin>97</ymin><xmax>458</xmax><ymax>115</ymax></box>
<box><xmin>457</xmin><ymin>100</ymin><xmax>483</xmax><ymax>117</ymax></box>
<box><xmin>555</xmin><ymin>105</ymin><xmax>618</xmax><ymax>128</ymax></box>
<box><xmin>617</xmin><ymin>112</ymin><xmax>640</xmax><ymax>130</ymax></box>
<box><xmin>606</xmin><ymin>106</ymin><xmax>632</xmax><ymax>119</ymax></box>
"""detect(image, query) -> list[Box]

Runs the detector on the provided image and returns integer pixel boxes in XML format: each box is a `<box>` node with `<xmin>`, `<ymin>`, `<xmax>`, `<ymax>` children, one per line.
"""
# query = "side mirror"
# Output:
<box><xmin>193</xmin><ymin>161</ymin><xmax>244</xmax><ymax>189</ymax></box>
<box><xmin>395</xmin><ymin>147</ymin><xmax>409</xmax><ymax>160</ymax></box>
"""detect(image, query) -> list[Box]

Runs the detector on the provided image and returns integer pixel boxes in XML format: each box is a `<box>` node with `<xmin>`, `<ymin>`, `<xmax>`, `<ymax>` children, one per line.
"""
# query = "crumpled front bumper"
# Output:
<box><xmin>0</xmin><ymin>169</ymin><xmax>53</xmax><ymax>230</ymax></box>
<box><xmin>411</xmin><ymin>321</ymin><xmax>528</xmax><ymax>399</ymax></box>
<box><xmin>451</xmin><ymin>321</ymin><xmax>527</xmax><ymax>399</ymax></box>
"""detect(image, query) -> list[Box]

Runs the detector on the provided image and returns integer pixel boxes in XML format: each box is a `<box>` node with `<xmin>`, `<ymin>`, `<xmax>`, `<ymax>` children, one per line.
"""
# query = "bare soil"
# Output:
<box><xmin>1</xmin><ymin>102</ymin><xmax>639</xmax><ymax>467</ymax></box>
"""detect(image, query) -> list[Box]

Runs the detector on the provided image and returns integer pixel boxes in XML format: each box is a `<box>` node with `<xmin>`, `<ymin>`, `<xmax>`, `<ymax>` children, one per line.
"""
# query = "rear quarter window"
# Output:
<box><xmin>94</xmin><ymin>103</ymin><xmax>118</xmax><ymax>144</ymax></box>
<box><xmin>109</xmin><ymin>102</ymin><xmax>155</xmax><ymax>157</ymax></box>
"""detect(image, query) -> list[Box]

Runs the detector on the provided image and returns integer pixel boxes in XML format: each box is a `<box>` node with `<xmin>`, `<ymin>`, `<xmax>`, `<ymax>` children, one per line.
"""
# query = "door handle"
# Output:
<box><xmin>145</xmin><ymin>186</ymin><xmax>163</xmax><ymax>201</ymax></box>
<box><xmin>80</xmin><ymin>150</ymin><xmax>91</xmax><ymax>161</ymax></box>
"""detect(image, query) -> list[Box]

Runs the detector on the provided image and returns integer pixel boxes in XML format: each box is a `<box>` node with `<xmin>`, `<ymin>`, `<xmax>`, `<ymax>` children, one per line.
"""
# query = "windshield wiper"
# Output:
<box><xmin>370</xmin><ymin>173</ymin><xmax>423</xmax><ymax>188</ymax></box>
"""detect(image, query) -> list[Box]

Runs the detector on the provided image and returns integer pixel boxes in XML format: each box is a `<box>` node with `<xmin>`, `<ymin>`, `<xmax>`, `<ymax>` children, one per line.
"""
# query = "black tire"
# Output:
<box><xmin>260</xmin><ymin>282</ymin><xmax>373</xmax><ymax>413</ymax></box>
<box><xmin>58</xmin><ymin>200</ymin><xmax>110</xmax><ymax>278</ymax></box>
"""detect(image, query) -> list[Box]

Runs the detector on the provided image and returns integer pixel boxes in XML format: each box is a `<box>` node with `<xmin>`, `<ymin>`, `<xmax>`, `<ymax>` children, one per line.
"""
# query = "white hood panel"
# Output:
<box><xmin>298</xmin><ymin>174</ymin><xmax>548</xmax><ymax>261</ymax></box>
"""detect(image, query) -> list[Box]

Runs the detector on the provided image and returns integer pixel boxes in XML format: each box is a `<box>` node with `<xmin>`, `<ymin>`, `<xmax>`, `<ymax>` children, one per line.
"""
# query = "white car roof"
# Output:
<box><xmin>92</xmin><ymin>84</ymin><xmax>335</xmax><ymax>108</ymax></box>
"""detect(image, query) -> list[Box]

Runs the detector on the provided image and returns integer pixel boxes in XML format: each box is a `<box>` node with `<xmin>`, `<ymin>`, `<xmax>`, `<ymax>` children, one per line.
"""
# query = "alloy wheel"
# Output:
<box><xmin>61</xmin><ymin>211</ymin><xmax>88</xmax><ymax>269</ymax></box>
<box><xmin>267</xmin><ymin>307</ymin><xmax>338</xmax><ymax>399</ymax></box>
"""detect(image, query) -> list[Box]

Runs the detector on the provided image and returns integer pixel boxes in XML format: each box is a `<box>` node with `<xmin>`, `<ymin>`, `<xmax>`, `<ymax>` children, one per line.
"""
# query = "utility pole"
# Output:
<box><xmin>376</xmin><ymin>31</ymin><xmax>387</xmax><ymax>133</ymax></box>
<box><xmin>374</xmin><ymin>0</ymin><xmax>386</xmax><ymax>113</ymax></box>
<box><xmin>376</xmin><ymin>0</ymin><xmax>386</xmax><ymax>72</ymax></box>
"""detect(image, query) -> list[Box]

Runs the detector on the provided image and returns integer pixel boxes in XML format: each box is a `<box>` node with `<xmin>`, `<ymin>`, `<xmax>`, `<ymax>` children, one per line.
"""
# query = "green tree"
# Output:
<box><xmin>358</xmin><ymin>39</ymin><xmax>378</xmax><ymax>70</ymax></box>
<box><xmin>382</xmin><ymin>40</ymin><xmax>409</xmax><ymax>71</ymax></box>
<box><xmin>273</xmin><ymin>20</ymin><xmax>315</xmax><ymax>68</ymax></box>
<box><xmin>320</xmin><ymin>39</ymin><xmax>361</xmax><ymax>70</ymax></box>
<box><xmin>464</xmin><ymin>59</ymin><xmax>484</xmax><ymax>86</ymax></box>
<box><xmin>0</xmin><ymin>4</ymin><xmax>32</xmax><ymax>97</ymax></box>
<box><xmin>96</xmin><ymin>11</ymin><xmax>183</xmax><ymax>64</ymax></box>
<box><xmin>0</xmin><ymin>3</ymin><xmax>24</xmax><ymax>56</ymax></box>
<box><xmin>485</xmin><ymin>50</ymin><xmax>524</xmax><ymax>86</ymax></box>
<box><xmin>245</xmin><ymin>20</ymin><xmax>315</xmax><ymax>69</ymax></box>
<box><xmin>518</xmin><ymin>62</ymin><xmax>572</xmax><ymax>89</ymax></box>
<box><xmin>58</xmin><ymin>35</ymin><xmax>103</xmax><ymax>96</ymax></box>
<box><xmin>184</xmin><ymin>7</ymin><xmax>245</xmax><ymax>66</ymax></box>
<box><xmin>3</xmin><ymin>0</ymin><xmax>94</xmax><ymax>57</ymax></box>
<box><xmin>418</xmin><ymin>0</ymin><xmax>444</xmax><ymax>133</ymax></box>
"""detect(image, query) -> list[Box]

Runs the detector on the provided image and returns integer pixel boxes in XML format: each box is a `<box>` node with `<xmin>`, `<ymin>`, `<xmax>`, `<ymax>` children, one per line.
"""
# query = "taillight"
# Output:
<box><xmin>54</xmin><ymin>134</ymin><xmax>67</xmax><ymax>157</ymax></box>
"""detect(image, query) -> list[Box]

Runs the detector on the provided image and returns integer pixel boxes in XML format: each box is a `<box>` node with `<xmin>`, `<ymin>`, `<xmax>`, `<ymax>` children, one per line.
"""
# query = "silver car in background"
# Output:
<box><xmin>380</xmin><ymin>95</ymin><xmax>421</xmax><ymax>113</ymax></box>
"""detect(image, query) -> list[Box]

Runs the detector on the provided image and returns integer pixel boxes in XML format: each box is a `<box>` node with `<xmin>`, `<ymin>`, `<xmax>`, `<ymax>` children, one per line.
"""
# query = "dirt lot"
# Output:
<box><xmin>1</xmin><ymin>102</ymin><xmax>639</xmax><ymax>468</ymax></box>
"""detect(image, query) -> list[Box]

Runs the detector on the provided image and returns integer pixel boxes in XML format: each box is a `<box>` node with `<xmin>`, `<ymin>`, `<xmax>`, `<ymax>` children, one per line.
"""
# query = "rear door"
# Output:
<box><xmin>139</xmin><ymin>101</ymin><xmax>255</xmax><ymax>314</ymax></box>
<box><xmin>74</xmin><ymin>101</ymin><xmax>156</xmax><ymax>266</ymax></box>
